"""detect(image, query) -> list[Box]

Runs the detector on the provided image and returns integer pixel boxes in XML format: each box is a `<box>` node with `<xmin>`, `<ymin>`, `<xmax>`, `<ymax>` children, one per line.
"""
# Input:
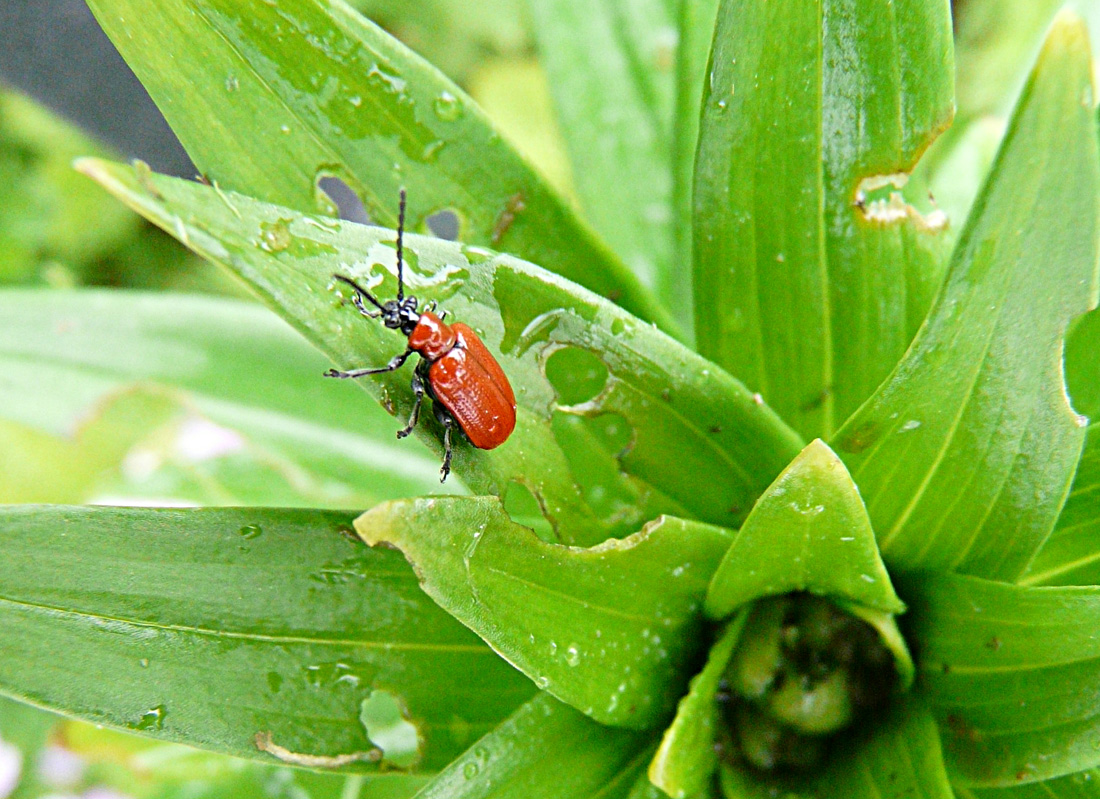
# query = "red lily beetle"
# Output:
<box><xmin>325</xmin><ymin>190</ymin><xmax>516</xmax><ymax>481</ymax></box>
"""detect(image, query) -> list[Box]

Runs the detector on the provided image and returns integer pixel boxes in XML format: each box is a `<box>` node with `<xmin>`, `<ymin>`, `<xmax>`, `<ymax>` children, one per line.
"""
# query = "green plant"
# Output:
<box><xmin>2</xmin><ymin>0</ymin><xmax>1099</xmax><ymax>798</ymax></box>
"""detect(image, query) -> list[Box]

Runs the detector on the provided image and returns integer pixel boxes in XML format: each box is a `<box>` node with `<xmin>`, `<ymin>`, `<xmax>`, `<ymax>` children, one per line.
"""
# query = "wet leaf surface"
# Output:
<box><xmin>901</xmin><ymin>569</ymin><xmax>1100</xmax><ymax>785</ymax></box>
<box><xmin>84</xmin><ymin>0</ymin><xmax>673</xmax><ymax>331</ymax></box>
<box><xmin>693</xmin><ymin>0</ymin><xmax>954</xmax><ymax>439</ymax></box>
<box><xmin>706</xmin><ymin>440</ymin><xmax>905</xmax><ymax>620</ymax></box>
<box><xmin>411</xmin><ymin>693</ymin><xmax>656</xmax><ymax>799</ymax></box>
<box><xmin>354</xmin><ymin>496</ymin><xmax>734</xmax><ymax>729</ymax></box>
<box><xmin>80</xmin><ymin>158</ymin><xmax>804</xmax><ymax>545</ymax></box>
<box><xmin>0</xmin><ymin>505</ymin><xmax>533</xmax><ymax>771</ymax></box>
<box><xmin>831</xmin><ymin>17</ymin><xmax>1100</xmax><ymax>581</ymax></box>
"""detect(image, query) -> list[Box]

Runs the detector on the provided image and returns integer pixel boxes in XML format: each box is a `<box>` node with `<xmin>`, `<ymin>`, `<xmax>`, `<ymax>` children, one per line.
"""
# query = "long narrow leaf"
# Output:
<box><xmin>902</xmin><ymin>570</ymin><xmax>1100</xmax><ymax>785</ymax></box>
<box><xmin>411</xmin><ymin>693</ymin><xmax>655</xmax><ymax>799</ymax></box>
<box><xmin>528</xmin><ymin>0</ymin><xmax>677</xmax><ymax>303</ymax></box>
<box><xmin>0</xmin><ymin>290</ymin><xmax>442</xmax><ymax>506</ymax></box>
<box><xmin>693</xmin><ymin>0</ymin><xmax>954</xmax><ymax>439</ymax></box>
<box><xmin>831</xmin><ymin>16</ymin><xmax>1100</xmax><ymax>581</ymax></box>
<box><xmin>1020</xmin><ymin>309</ymin><xmax>1100</xmax><ymax>585</ymax></box>
<box><xmin>0</xmin><ymin>506</ymin><xmax>533</xmax><ymax>771</ymax></box>
<box><xmin>669</xmin><ymin>0</ymin><xmax>721</xmax><ymax>335</ymax></box>
<box><xmin>1019</xmin><ymin>426</ymin><xmax>1100</xmax><ymax>586</ymax></box>
<box><xmin>80</xmin><ymin>158</ymin><xmax>804</xmax><ymax>545</ymax></box>
<box><xmin>84</xmin><ymin>0</ymin><xmax>674</xmax><ymax>332</ymax></box>
<box><xmin>960</xmin><ymin>769</ymin><xmax>1100</xmax><ymax>799</ymax></box>
<box><xmin>807</xmin><ymin>698</ymin><xmax>954</xmax><ymax>799</ymax></box>
<box><xmin>355</xmin><ymin>496</ymin><xmax>733</xmax><ymax>729</ymax></box>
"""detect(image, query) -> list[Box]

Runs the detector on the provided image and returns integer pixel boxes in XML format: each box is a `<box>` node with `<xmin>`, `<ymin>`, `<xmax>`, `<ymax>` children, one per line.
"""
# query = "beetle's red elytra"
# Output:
<box><xmin>324</xmin><ymin>189</ymin><xmax>516</xmax><ymax>481</ymax></box>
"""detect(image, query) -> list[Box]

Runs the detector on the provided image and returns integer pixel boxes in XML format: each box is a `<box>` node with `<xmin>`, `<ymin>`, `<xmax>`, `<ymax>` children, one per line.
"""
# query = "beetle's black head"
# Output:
<box><xmin>381</xmin><ymin>296</ymin><xmax>420</xmax><ymax>336</ymax></box>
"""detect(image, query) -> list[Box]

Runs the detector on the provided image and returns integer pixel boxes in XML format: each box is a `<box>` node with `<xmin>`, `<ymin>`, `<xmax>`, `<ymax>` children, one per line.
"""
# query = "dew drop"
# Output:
<box><xmin>225</xmin><ymin>75</ymin><xmax>239</xmax><ymax>92</ymax></box>
<box><xmin>421</xmin><ymin>139</ymin><xmax>446</xmax><ymax>162</ymax></box>
<box><xmin>131</xmin><ymin>705</ymin><xmax>167</xmax><ymax>731</ymax></box>
<box><xmin>565</xmin><ymin>646</ymin><xmax>581</xmax><ymax>667</ymax></box>
<box><xmin>239</xmin><ymin>524</ymin><xmax>263</xmax><ymax>539</ymax></box>
<box><xmin>434</xmin><ymin>91</ymin><xmax>463</xmax><ymax>121</ymax></box>
<box><xmin>258</xmin><ymin>220</ymin><xmax>292</xmax><ymax>253</ymax></box>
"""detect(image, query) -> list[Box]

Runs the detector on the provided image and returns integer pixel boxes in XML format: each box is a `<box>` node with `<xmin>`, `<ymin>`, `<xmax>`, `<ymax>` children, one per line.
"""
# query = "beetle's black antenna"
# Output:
<box><xmin>396</xmin><ymin>187</ymin><xmax>407</xmax><ymax>301</ymax></box>
<box><xmin>333</xmin><ymin>274</ymin><xmax>386</xmax><ymax>312</ymax></box>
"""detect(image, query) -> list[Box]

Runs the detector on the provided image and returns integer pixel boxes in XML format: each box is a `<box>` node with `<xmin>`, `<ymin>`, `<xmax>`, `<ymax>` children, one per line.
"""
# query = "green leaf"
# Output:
<box><xmin>0</xmin><ymin>505</ymin><xmax>533</xmax><ymax>770</ymax></box>
<box><xmin>705</xmin><ymin>440</ymin><xmax>905</xmax><ymax>620</ymax></box>
<box><xmin>1067</xmin><ymin>308</ymin><xmax>1100</xmax><ymax>420</ymax></box>
<box><xmin>649</xmin><ymin>611</ymin><xmax>747</xmax><ymax>799</ymax></box>
<box><xmin>1020</xmin><ymin>307</ymin><xmax>1100</xmax><ymax>586</ymax></box>
<box><xmin>901</xmin><ymin>569</ymin><xmax>1100</xmax><ymax>786</ymax></box>
<box><xmin>354</xmin><ymin>496</ymin><xmax>734</xmax><ymax>729</ymax></box>
<box><xmin>806</xmin><ymin>697</ymin><xmax>954</xmax><ymax>799</ymax></box>
<box><xmin>528</xmin><ymin>0</ymin><xmax>677</xmax><ymax>303</ymax></box>
<box><xmin>1019</xmin><ymin>425</ymin><xmax>1100</xmax><ymax>586</ymax></box>
<box><xmin>692</xmin><ymin>0</ymin><xmax>954</xmax><ymax>440</ymax></box>
<box><xmin>410</xmin><ymin>693</ymin><xmax>656</xmax><ymax>799</ymax></box>
<box><xmin>84</xmin><ymin>0</ymin><xmax>674</xmax><ymax>332</ymax></box>
<box><xmin>960</xmin><ymin>769</ymin><xmax>1100</xmax><ymax>799</ymax></box>
<box><xmin>831</xmin><ymin>15</ymin><xmax>1100</xmax><ymax>581</ymax></box>
<box><xmin>919</xmin><ymin>0</ymin><xmax>1067</xmax><ymax>229</ymax></box>
<box><xmin>670</xmin><ymin>0</ymin><xmax>721</xmax><ymax>336</ymax></box>
<box><xmin>80</xmin><ymin>159</ymin><xmax>804</xmax><ymax>545</ymax></box>
<box><xmin>0</xmin><ymin>290</ymin><xmax>445</xmax><ymax>506</ymax></box>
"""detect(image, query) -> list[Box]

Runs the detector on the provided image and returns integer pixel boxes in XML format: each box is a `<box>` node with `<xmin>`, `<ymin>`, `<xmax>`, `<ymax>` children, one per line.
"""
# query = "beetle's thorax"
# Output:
<box><xmin>408</xmin><ymin>310</ymin><xmax>457</xmax><ymax>360</ymax></box>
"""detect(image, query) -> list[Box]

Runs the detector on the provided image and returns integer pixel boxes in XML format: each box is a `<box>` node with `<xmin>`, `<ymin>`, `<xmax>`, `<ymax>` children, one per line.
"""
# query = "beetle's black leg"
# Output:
<box><xmin>435</xmin><ymin>404</ymin><xmax>456</xmax><ymax>482</ymax></box>
<box><xmin>333</xmin><ymin>274</ymin><xmax>386</xmax><ymax>318</ymax></box>
<box><xmin>348</xmin><ymin>290</ymin><xmax>381</xmax><ymax>319</ymax></box>
<box><xmin>324</xmin><ymin>349</ymin><xmax>411</xmax><ymax>379</ymax></box>
<box><xmin>397</xmin><ymin>371</ymin><xmax>425</xmax><ymax>439</ymax></box>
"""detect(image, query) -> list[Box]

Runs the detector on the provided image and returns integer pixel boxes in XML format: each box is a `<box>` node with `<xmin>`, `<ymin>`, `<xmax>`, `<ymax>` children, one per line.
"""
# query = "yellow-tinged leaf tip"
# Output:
<box><xmin>1043</xmin><ymin>8</ymin><xmax>1091</xmax><ymax>56</ymax></box>
<box><xmin>353</xmin><ymin>501</ymin><xmax>402</xmax><ymax>548</ymax></box>
<box><xmin>72</xmin><ymin>156</ymin><xmax>109</xmax><ymax>180</ymax></box>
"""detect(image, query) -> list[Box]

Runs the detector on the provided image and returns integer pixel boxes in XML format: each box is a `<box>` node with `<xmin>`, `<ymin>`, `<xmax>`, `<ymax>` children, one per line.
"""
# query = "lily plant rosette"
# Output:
<box><xmin>3</xmin><ymin>0</ymin><xmax>1100</xmax><ymax>798</ymax></box>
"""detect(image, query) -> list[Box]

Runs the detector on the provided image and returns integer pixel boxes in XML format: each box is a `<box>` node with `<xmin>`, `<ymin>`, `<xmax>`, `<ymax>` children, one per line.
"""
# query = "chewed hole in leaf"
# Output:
<box><xmin>854</xmin><ymin>172</ymin><xmax>947</xmax><ymax>232</ymax></box>
<box><xmin>360</xmin><ymin>689</ymin><xmax>421</xmax><ymax>769</ymax></box>
<box><xmin>316</xmin><ymin>174</ymin><xmax>370</xmax><ymax>224</ymax></box>
<box><xmin>1064</xmin><ymin>307</ymin><xmax>1100</xmax><ymax>420</ymax></box>
<box><xmin>502</xmin><ymin>480</ymin><xmax>555</xmax><ymax>542</ymax></box>
<box><xmin>551</xmin><ymin>412</ymin><xmax>647</xmax><ymax>537</ymax></box>
<box><xmin>545</xmin><ymin>346</ymin><xmax>609</xmax><ymax>406</ymax></box>
<box><xmin>425</xmin><ymin>208</ymin><xmax>461</xmax><ymax>241</ymax></box>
